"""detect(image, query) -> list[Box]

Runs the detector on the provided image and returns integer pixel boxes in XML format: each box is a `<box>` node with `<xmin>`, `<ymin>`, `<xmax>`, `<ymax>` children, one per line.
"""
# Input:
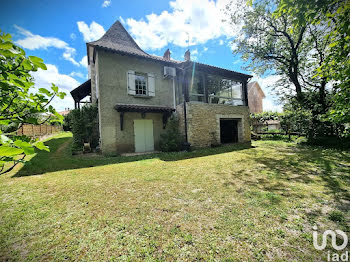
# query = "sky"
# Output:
<box><xmin>1</xmin><ymin>0</ymin><xmax>282</xmax><ymax>112</ymax></box>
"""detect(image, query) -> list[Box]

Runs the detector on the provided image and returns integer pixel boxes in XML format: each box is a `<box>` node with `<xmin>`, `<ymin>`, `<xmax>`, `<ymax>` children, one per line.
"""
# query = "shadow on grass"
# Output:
<box><xmin>239</xmin><ymin>144</ymin><xmax>350</xmax><ymax>228</ymax></box>
<box><xmin>13</xmin><ymin>135</ymin><xmax>252</xmax><ymax>178</ymax></box>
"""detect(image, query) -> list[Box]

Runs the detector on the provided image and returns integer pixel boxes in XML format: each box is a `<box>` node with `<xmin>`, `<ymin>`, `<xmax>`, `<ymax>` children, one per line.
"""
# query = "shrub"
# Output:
<box><xmin>63</xmin><ymin>113</ymin><xmax>73</xmax><ymax>131</ymax></box>
<box><xmin>70</xmin><ymin>104</ymin><xmax>99</xmax><ymax>153</ymax></box>
<box><xmin>306</xmin><ymin>136</ymin><xmax>350</xmax><ymax>149</ymax></box>
<box><xmin>159</xmin><ymin>115</ymin><xmax>184</xmax><ymax>152</ymax></box>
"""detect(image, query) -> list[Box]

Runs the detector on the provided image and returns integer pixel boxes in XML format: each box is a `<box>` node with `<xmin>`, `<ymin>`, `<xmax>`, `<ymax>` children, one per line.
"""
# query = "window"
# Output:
<box><xmin>135</xmin><ymin>73</ymin><xmax>147</xmax><ymax>95</ymax></box>
<box><xmin>127</xmin><ymin>70</ymin><xmax>155</xmax><ymax>97</ymax></box>
<box><xmin>189</xmin><ymin>74</ymin><xmax>205</xmax><ymax>102</ymax></box>
<box><xmin>206</xmin><ymin>75</ymin><xmax>243</xmax><ymax>105</ymax></box>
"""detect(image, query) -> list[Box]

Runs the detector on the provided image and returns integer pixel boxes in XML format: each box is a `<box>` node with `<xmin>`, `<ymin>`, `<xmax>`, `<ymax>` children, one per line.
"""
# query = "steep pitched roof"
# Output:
<box><xmin>87</xmin><ymin>20</ymin><xmax>251</xmax><ymax>79</ymax></box>
<box><xmin>248</xmin><ymin>81</ymin><xmax>265</xmax><ymax>98</ymax></box>
<box><xmin>88</xmin><ymin>21</ymin><xmax>149</xmax><ymax>57</ymax></box>
<box><xmin>88</xmin><ymin>21</ymin><xmax>180</xmax><ymax>64</ymax></box>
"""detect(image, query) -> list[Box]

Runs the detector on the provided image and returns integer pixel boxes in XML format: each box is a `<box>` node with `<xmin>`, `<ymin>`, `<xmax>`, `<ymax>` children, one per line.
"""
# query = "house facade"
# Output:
<box><xmin>247</xmin><ymin>81</ymin><xmax>265</xmax><ymax>113</ymax></box>
<box><xmin>71</xmin><ymin>21</ymin><xmax>253</xmax><ymax>154</ymax></box>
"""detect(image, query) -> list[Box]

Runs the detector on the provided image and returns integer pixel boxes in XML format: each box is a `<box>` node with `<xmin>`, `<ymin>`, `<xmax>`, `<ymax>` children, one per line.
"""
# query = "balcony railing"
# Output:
<box><xmin>189</xmin><ymin>94</ymin><xmax>244</xmax><ymax>106</ymax></box>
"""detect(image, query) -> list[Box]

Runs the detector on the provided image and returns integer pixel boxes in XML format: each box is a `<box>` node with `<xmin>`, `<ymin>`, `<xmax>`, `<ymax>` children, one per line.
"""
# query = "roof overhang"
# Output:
<box><xmin>114</xmin><ymin>104</ymin><xmax>175</xmax><ymax>130</ymax></box>
<box><xmin>89</xmin><ymin>44</ymin><xmax>179</xmax><ymax>67</ymax></box>
<box><xmin>192</xmin><ymin>62</ymin><xmax>252</xmax><ymax>81</ymax></box>
<box><xmin>70</xmin><ymin>79</ymin><xmax>91</xmax><ymax>102</ymax></box>
<box><xmin>114</xmin><ymin>104</ymin><xmax>175</xmax><ymax>113</ymax></box>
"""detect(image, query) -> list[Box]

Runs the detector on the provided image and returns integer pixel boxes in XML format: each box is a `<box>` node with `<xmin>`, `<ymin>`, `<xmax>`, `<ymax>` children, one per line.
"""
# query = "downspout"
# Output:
<box><xmin>181</xmin><ymin>64</ymin><xmax>192</xmax><ymax>150</ymax></box>
<box><xmin>183</xmin><ymin>97</ymin><xmax>188</xmax><ymax>143</ymax></box>
<box><xmin>181</xmin><ymin>69</ymin><xmax>189</xmax><ymax>144</ymax></box>
<box><xmin>177</xmin><ymin>62</ymin><xmax>192</xmax><ymax>150</ymax></box>
<box><xmin>245</xmin><ymin>77</ymin><xmax>253</xmax><ymax>106</ymax></box>
<box><xmin>172</xmin><ymin>77</ymin><xmax>176</xmax><ymax>109</ymax></box>
<box><xmin>184</xmin><ymin>62</ymin><xmax>196</xmax><ymax>146</ymax></box>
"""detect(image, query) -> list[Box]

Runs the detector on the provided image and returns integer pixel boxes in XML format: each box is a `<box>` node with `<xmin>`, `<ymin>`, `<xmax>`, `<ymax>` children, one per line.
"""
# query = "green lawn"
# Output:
<box><xmin>0</xmin><ymin>132</ymin><xmax>349</xmax><ymax>261</ymax></box>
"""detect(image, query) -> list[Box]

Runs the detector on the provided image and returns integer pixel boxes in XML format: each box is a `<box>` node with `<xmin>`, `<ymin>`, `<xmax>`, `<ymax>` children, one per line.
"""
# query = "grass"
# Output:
<box><xmin>0</xmin><ymin>132</ymin><xmax>349</xmax><ymax>261</ymax></box>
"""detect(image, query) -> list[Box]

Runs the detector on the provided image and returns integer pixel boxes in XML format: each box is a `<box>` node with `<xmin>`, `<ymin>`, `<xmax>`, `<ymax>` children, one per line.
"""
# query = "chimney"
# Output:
<box><xmin>163</xmin><ymin>49</ymin><xmax>171</xmax><ymax>60</ymax></box>
<box><xmin>184</xmin><ymin>49</ymin><xmax>190</xmax><ymax>61</ymax></box>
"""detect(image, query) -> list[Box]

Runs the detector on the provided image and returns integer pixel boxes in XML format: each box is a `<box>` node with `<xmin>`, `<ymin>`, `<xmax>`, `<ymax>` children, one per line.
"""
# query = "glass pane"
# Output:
<box><xmin>190</xmin><ymin>94</ymin><xmax>205</xmax><ymax>102</ymax></box>
<box><xmin>206</xmin><ymin>74</ymin><xmax>244</xmax><ymax>105</ymax></box>
<box><xmin>135</xmin><ymin>73</ymin><xmax>147</xmax><ymax>95</ymax></box>
<box><xmin>189</xmin><ymin>75</ymin><xmax>204</xmax><ymax>95</ymax></box>
<box><xmin>206</xmin><ymin>75</ymin><xmax>221</xmax><ymax>97</ymax></box>
<box><xmin>231</xmin><ymin>81</ymin><xmax>243</xmax><ymax>99</ymax></box>
<box><xmin>189</xmin><ymin>73</ymin><xmax>205</xmax><ymax>102</ymax></box>
<box><xmin>218</xmin><ymin>79</ymin><xmax>242</xmax><ymax>99</ymax></box>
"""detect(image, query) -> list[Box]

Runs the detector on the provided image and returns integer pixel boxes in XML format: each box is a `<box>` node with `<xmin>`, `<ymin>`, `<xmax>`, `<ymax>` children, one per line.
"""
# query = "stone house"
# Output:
<box><xmin>71</xmin><ymin>20</ymin><xmax>253</xmax><ymax>154</ymax></box>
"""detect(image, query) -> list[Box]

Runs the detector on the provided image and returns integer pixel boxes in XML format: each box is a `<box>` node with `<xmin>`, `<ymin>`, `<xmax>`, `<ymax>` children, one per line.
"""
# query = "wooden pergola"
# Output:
<box><xmin>70</xmin><ymin>79</ymin><xmax>91</xmax><ymax>109</ymax></box>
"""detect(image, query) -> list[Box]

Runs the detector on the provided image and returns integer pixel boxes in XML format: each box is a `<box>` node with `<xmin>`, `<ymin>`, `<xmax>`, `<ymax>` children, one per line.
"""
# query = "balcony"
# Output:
<box><xmin>188</xmin><ymin>74</ymin><xmax>245</xmax><ymax>106</ymax></box>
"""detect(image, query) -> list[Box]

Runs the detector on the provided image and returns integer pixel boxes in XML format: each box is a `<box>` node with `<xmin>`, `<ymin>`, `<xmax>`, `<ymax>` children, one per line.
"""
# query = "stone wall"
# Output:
<box><xmin>177</xmin><ymin>102</ymin><xmax>251</xmax><ymax>148</ymax></box>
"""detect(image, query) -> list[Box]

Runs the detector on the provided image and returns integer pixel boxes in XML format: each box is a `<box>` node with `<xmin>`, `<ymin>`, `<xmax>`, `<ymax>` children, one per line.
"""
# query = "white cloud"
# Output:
<box><xmin>14</xmin><ymin>25</ymin><xmax>80</xmax><ymax>66</ymax></box>
<box><xmin>232</xmin><ymin>60</ymin><xmax>240</xmax><ymax>65</ymax></box>
<box><xmin>14</xmin><ymin>25</ymin><xmax>67</xmax><ymax>50</ymax></box>
<box><xmin>251</xmin><ymin>75</ymin><xmax>283</xmax><ymax>112</ymax></box>
<box><xmin>102</xmin><ymin>0</ymin><xmax>111</xmax><ymax>7</ymax></box>
<box><xmin>77</xmin><ymin>21</ymin><xmax>105</xmax><ymax>42</ymax></box>
<box><xmin>203</xmin><ymin>46</ymin><xmax>208</xmax><ymax>52</ymax></box>
<box><xmin>79</xmin><ymin>55</ymin><xmax>88</xmax><ymax>68</ymax></box>
<box><xmin>126</xmin><ymin>0</ymin><xmax>241</xmax><ymax>50</ymax></box>
<box><xmin>31</xmin><ymin>64</ymin><xmax>79</xmax><ymax>111</ymax></box>
<box><xmin>63</xmin><ymin>47</ymin><xmax>80</xmax><ymax>66</ymax></box>
<box><xmin>228</xmin><ymin>41</ymin><xmax>237</xmax><ymax>52</ymax></box>
<box><xmin>191</xmin><ymin>48</ymin><xmax>199</xmax><ymax>61</ymax></box>
<box><xmin>119</xmin><ymin>16</ymin><xmax>126</xmax><ymax>25</ymax></box>
<box><xmin>70</xmin><ymin>71</ymin><xmax>85</xmax><ymax>79</ymax></box>
<box><xmin>70</xmin><ymin>33</ymin><xmax>76</xmax><ymax>40</ymax></box>
<box><xmin>219</xmin><ymin>39</ymin><xmax>224</xmax><ymax>45</ymax></box>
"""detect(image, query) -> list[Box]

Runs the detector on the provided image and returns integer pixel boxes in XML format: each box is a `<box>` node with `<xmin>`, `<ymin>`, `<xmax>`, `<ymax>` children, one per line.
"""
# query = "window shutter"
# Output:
<box><xmin>127</xmin><ymin>70</ymin><xmax>135</xmax><ymax>95</ymax></box>
<box><xmin>148</xmin><ymin>73</ymin><xmax>155</xmax><ymax>97</ymax></box>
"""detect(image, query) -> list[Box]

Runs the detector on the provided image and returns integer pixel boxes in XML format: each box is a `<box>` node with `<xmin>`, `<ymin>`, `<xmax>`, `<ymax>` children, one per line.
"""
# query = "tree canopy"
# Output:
<box><xmin>226</xmin><ymin>0</ymin><xmax>349</xmax><ymax>138</ymax></box>
<box><xmin>275</xmin><ymin>0</ymin><xmax>350</xmax><ymax>123</ymax></box>
<box><xmin>0</xmin><ymin>30</ymin><xmax>66</xmax><ymax>174</ymax></box>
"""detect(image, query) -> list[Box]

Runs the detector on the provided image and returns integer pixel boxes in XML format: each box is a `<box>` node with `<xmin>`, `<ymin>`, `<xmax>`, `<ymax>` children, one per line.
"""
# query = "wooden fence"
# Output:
<box><xmin>16</xmin><ymin>124</ymin><xmax>62</xmax><ymax>138</ymax></box>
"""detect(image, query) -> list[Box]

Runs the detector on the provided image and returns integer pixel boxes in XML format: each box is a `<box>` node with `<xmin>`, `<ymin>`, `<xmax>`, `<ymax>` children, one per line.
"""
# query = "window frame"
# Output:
<box><xmin>207</xmin><ymin>78</ymin><xmax>244</xmax><ymax>105</ymax></box>
<box><xmin>188</xmin><ymin>74</ymin><xmax>245</xmax><ymax>105</ymax></box>
<box><xmin>134</xmin><ymin>72</ymin><xmax>148</xmax><ymax>96</ymax></box>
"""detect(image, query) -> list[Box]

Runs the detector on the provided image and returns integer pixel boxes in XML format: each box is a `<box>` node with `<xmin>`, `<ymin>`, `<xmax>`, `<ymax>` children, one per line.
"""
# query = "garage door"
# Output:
<box><xmin>134</xmin><ymin>119</ymin><xmax>154</xmax><ymax>152</ymax></box>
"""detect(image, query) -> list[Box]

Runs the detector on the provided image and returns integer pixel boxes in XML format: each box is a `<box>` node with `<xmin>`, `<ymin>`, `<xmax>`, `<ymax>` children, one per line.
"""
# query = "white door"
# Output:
<box><xmin>134</xmin><ymin>119</ymin><xmax>154</xmax><ymax>152</ymax></box>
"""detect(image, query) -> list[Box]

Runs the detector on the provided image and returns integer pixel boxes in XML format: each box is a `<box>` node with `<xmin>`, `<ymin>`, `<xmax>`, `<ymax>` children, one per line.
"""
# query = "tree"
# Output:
<box><xmin>226</xmin><ymin>0</ymin><xmax>336</xmax><ymax>138</ymax></box>
<box><xmin>0</xmin><ymin>30</ymin><xmax>66</xmax><ymax>174</ymax></box>
<box><xmin>275</xmin><ymin>0</ymin><xmax>350</xmax><ymax>124</ymax></box>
